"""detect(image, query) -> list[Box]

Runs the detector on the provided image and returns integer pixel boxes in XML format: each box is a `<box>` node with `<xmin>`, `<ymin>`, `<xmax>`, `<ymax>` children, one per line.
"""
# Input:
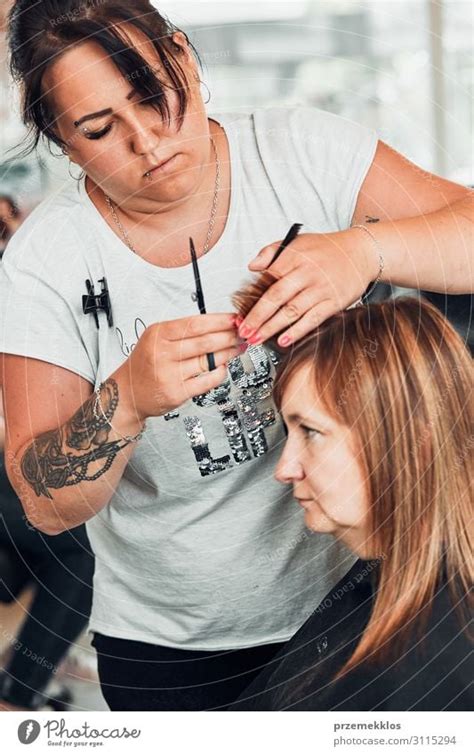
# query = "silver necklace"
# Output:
<box><xmin>104</xmin><ymin>135</ymin><xmax>220</xmax><ymax>257</ymax></box>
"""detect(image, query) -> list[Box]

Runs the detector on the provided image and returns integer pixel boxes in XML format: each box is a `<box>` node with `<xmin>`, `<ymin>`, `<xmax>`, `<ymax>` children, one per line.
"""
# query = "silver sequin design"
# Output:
<box><xmin>164</xmin><ymin>345</ymin><xmax>282</xmax><ymax>477</ymax></box>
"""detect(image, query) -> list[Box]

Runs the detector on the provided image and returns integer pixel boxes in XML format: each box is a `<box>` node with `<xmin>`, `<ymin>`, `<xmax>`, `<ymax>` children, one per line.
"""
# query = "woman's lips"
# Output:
<box><xmin>295</xmin><ymin>498</ymin><xmax>313</xmax><ymax>509</ymax></box>
<box><xmin>144</xmin><ymin>154</ymin><xmax>179</xmax><ymax>177</ymax></box>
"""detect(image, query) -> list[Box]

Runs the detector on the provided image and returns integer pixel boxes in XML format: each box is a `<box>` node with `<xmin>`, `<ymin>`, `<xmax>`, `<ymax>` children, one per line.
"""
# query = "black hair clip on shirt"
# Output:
<box><xmin>82</xmin><ymin>277</ymin><xmax>113</xmax><ymax>329</ymax></box>
<box><xmin>189</xmin><ymin>238</ymin><xmax>216</xmax><ymax>372</ymax></box>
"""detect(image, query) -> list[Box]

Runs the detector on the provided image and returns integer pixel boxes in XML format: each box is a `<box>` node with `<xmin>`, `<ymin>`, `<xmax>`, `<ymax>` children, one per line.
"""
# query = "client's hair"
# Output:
<box><xmin>272</xmin><ymin>297</ymin><xmax>473</xmax><ymax>675</ymax></box>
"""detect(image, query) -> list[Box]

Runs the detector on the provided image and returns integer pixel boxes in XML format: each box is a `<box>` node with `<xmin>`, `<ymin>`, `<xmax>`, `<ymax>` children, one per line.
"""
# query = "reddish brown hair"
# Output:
<box><xmin>272</xmin><ymin>297</ymin><xmax>473</xmax><ymax>674</ymax></box>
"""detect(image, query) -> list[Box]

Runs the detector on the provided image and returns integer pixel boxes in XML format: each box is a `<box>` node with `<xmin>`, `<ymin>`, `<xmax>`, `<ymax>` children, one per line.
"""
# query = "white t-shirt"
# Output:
<box><xmin>0</xmin><ymin>106</ymin><xmax>377</xmax><ymax>650</ymax></box>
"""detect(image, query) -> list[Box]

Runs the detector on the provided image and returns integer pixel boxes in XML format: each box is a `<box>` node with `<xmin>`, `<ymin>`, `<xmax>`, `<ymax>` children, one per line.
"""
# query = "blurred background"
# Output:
<box><xmin>1</xmin><ymin>0</ymin><xmax>473</xmax><ymax>204</ymax></box>
<box><xmin>0</xmin><ymin>0</ymin><xmax>472</xmax><ymax>713</ymax></box>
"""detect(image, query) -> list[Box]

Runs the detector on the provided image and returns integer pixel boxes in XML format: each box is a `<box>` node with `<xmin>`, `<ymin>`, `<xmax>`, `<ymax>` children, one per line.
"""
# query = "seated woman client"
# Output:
<box><xmin>231</xmin><ymin>297</ymin><xmax>473</xmax><ymax>711</ymax></box>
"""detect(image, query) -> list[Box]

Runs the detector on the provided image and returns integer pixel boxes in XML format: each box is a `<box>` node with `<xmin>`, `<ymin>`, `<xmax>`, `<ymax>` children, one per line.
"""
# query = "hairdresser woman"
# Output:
<box><xmin>0</xmin><ymin>1</ymin><xmax>472</xmax><ymax>711</ymax></box>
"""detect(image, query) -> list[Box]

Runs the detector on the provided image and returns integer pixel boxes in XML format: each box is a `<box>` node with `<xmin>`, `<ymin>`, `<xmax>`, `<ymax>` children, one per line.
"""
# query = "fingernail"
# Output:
<box><xmin>248</xmin><ymin>332</ymin><xmax>263</xmax><ymax>345</ymax></box>
<box><xmin>239</xmin><ymin>325</ymin><xmax>255</xmax><ymax>339</ymax></box>
<box><xmin>233</xmin><ymin>315</ymin><xmax>244</xmax><ymax>328</ymax></box>
<box><xmin>278</xmin><ymin>335</ymin><xmax>292</xmax><ymax>347</ymax></box>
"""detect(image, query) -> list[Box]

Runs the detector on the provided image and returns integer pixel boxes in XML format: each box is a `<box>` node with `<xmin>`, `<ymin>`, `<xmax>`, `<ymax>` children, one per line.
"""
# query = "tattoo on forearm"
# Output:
<box><xmin>20</xmin><ymin>378</ymin><xmax>129</xmax><ymax>499</ymax></box>
<box><xmin>365</xmin><ymin>215</ymin><xmax>380</xmax><ymax>223</ymax></box>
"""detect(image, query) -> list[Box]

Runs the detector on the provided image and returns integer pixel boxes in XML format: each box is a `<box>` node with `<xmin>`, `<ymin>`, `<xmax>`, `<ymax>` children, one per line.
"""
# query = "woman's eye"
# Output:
<box><xmin>84</xmin><ymin>124</ymin><xmax>113</xmax><ymax>140</ymax></box>
<box><xmin>301</xmin><ymin>424</ymin><xmax>322</xmax><ymax>440</ymax></box>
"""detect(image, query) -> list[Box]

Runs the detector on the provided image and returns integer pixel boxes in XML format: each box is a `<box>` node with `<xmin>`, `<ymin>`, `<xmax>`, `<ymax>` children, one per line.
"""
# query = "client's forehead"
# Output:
<box><xmin>280</xmin><ymin>365</ymin><xmax>319</xmax><ymax>416</ymax></box>
<box><xmin>279</xmin><ymin>363</ymin><xmax>343</xmax><ymax>432</ymax></box>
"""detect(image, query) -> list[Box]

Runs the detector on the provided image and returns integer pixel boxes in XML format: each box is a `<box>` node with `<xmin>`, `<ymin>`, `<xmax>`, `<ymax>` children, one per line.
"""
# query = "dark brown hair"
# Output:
<box><xmin>0</xmin><ymin>195</ymin><xmax>21</xmax><ymax>242</ymax></box>
<box><xmin>272</xmin><ymin>297</ymin><xmax>473</xmax><ymax>676</ymax></box>
<box><xmin>7</xmin><ymin>0</ymin><xmax>201</xmax><ymax>157</ymax></box>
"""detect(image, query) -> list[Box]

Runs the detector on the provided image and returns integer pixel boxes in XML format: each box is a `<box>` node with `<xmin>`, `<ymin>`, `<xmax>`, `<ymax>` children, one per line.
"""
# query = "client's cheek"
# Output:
<box><xmin>304</xmin><ymin>504</ymin><xmax>336</xmax><ymax>534</ymax></box>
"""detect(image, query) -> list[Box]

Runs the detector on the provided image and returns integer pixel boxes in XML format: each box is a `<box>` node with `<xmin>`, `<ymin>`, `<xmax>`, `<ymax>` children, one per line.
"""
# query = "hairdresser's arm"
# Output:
<box><xmin>350</xmin><ymin>140</ymin><xmax>473</xmax><ymax>293</ymax></box>
<box><xmin>1</xmin><ymin>314</ymin><xmax>238</xmax><ymax>534</ymax></box>
<box><xmin>1</xmin><ymin>355</ymin><xmax>144</xmax><ymax>535</ymax></box>
<box><xmin>240</xmin><ymin>141</ymin><xmax>473</xmax><ymax>346</ymax></box>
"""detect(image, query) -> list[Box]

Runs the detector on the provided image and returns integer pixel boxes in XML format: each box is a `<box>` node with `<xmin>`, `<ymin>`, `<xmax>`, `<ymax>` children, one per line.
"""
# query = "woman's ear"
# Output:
<box><xmin>63</xmin><ymin>148</ymin><xmax>79</xmax><ymax>166</ymax></box>
<box><xmin>171</xmin><ymin>32</ymin><xmax>193</xmax><ymax>62</ymax></box>
<box><xmin>170</xmin><ymin>31</ymin><xmax>199</xmax><ymax>85</ymax></box>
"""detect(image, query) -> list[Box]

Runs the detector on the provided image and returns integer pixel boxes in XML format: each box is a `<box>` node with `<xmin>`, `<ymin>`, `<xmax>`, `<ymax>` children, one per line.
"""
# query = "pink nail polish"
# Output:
<box><xmin>278</xmin><ymin>335</ymin><xmax>292</xmax><ymax>347</ymax></box>
<box><xmin>239</xmin><ymin>326</ymin><xmax>254</xmax><ymax>339</ymax></box>
<box><xmin>248</xmin><ymin>333</ymin><xmax>263</xmax><ymax>345</ymax></box>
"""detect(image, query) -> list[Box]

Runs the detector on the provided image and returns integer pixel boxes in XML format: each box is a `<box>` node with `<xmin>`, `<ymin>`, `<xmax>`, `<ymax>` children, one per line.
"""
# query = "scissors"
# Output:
<box><xmin>189</xmin><ymin>237</ymin><xmax>216</xmax><ymax>371</ymax></box>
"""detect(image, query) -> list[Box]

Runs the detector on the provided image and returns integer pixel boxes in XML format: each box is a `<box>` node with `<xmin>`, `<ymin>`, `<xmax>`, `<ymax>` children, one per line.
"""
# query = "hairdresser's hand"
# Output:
<box><xmin>237</xmin><ymin>230</ymin><xmax>378</xmax><ymax>348</ymax></box>
<box><xmin>116</xmin><ymin>313</ymin><xmax>244</xmax><ymax>420</ymax></box>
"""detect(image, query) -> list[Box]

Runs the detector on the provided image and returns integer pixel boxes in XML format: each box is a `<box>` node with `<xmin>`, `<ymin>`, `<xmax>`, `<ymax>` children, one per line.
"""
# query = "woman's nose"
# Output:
<box><xmin>274</xmin><ymin>444</ymin><xmax>304</xmax><ymax>484</ymax></box>
<box><xmin>130</xmin><ymin>120</ymin><xmax>161</xmax><ymax>156</ymax></box>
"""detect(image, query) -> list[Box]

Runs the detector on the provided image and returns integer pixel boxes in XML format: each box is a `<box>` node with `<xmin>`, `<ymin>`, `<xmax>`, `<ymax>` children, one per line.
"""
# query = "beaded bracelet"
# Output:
<box><xmin>93</xmin><ymin>384</ymin><xmax>146</xmax><ymax>444</ymax></box>
<box><xmin>351</xmin><ymin>224</ymin><xmax>385</xmax><ymax>305</ymax></box>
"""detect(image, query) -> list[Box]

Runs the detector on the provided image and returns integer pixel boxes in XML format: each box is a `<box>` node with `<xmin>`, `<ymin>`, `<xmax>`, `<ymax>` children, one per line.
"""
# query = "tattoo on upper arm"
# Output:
<box><xmin>20</xmin><ymin>378</ymin><xmax>130</xmax><ymax>499</ymax></box>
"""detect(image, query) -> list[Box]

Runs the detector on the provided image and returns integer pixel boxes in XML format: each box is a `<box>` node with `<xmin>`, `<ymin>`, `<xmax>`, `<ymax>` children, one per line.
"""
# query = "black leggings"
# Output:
<box><xmin>92</xmin><ymin>632</ymin><xmax>285</xmax><ymax>711</ymax></box>
<box><xmin>0</xmin><ymin>457</ymin><xmax>94</xmax><ymax>709</ymax></box>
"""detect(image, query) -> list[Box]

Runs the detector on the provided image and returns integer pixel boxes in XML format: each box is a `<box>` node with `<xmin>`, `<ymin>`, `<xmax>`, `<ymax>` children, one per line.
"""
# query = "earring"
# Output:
<box><xmin>68</xmin><ymin>161</ymin><xmax>85</xmax><ymax>181</ymax></box>
<box><xmin>198</xmin><ymin>78</ymin><xmax>211</xmax><ymax>105</ymax></box>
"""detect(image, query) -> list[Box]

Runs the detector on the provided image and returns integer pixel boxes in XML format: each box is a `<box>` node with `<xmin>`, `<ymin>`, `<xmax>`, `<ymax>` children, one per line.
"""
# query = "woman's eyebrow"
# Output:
<box><xmin>73</xmin><ymin>89</ymin><xmax>137</xmax><ymax>127</ymax></box>
<box><xmin>284</xmin><ymin>412</ymin><xmax>314</xmax><ymax>426</ymax></box>
<box><xmin>284</xmin><ymin>413</ymin><xmax>302</xmax><ymax>423</ymax></box>
<box><xmin>285</xmin><ymin>411</ymin><xmax>330</xmax><ymax>429</ymax></box>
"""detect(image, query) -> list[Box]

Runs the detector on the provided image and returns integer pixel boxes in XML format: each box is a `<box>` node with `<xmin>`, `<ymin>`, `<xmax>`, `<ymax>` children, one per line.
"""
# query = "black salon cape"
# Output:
<box><xmin>230</xmin><ymin>558</ymin><xmax>473</xmax><ymax>711</ymax></box>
